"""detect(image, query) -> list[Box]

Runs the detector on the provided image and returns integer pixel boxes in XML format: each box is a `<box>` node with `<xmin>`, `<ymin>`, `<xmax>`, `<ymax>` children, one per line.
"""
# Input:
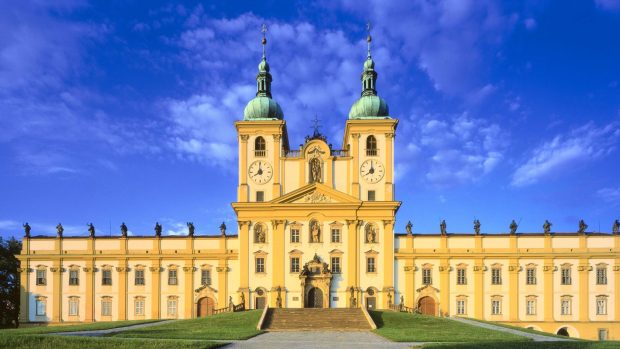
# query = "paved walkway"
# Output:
<box><xmin>450</xmin><ymin>317</ymin><xmax>571</xmax><ymax>342</ymax></box>
<box><xmin>53</xmin><ymin>320</ymin><xmax>177</xmax><ymax>337</ymax></box>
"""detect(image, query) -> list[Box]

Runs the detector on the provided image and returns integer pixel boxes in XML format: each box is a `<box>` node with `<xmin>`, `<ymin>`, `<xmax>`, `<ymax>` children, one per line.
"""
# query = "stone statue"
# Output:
<box><xmin>405</xmin><ymin>221</ymin><xmax>413</xmax><ymax>235</ymax></box>
<box><xmin>23</xmin><ymin>222</ymin><xmax>31</xmax><ymax>237</ymax></box>
<box><xmin>276</xmin><ymin>286</ymin><xmax>282</xmax><ymax>308</ymax></box>
<box><xmin>56</xmin><ymin>223</ymin><xmax>64</xmax><ymax>237</ymax></box>
<box><xmin>543</xmin><ymin>220</ymin><xmax>552</xmax><ymax>234</ymax></box>
<box><xmin>322</xmin><ymin>262</ymin><xmax>330</xmax><ymax>274</ymax></box>
<box><xmin>350</xmin><ymin>288</ymin><xmax>357</xmax><ymax>308</ymax></box>
<box><xmin>613</xmin><ymin>219</ymin><xmax>620</xmax><ymax>234</ymax></box>
<box><xmin>154</xmin><ymin>222</ymin><xmax>162</xmax><ymax>237</ymax></box>
<box><xmin>309</xmin><ymin>158</ymin><xmax>322</xmax><ymax>183</ymax></box>
<box><xmin>400</xmin><ymin>295</ymin><xmax>404</xmax><ymax>305</ymax></box>
<box><xmin>473</xmin><ymin>219</ymin><xmax>481</xmax><ymax>235</ymax></box>
<box><xmin>301</xmin><ymin>264</ymin><xmax>310</xmax><ymax>276</ymax></box>
<box><xmin>366</xmin><ymin>224</ymin><xmax>377</xmax><ymax>243</ymax></box>
<box><xmin>310</xmin><ymin>221</ymin><xmax>321</xmax><ymax>242</ymax></box>
<box><xmin>86</xmin><ymin>223</ymin><xmax>93</xmax><ymax>237</ymax></box>
<box><xmin>240</xmin><ymin>292</ymin><xmax>246</xmax><ymax>306</ymax></box>
<box><xmin>120</xmin><ymin>222</ymin><xmax>128</xmax><ymax>237</ymax></box>
<box><xmin>187</xmin><ymin>222</ymin><xmax>195</xmax><ymax>236</ymax></box>
<box><xmin>387</xmin><ymin>292</ymin><xmax>392</xmax><ymax>307</ymax></box>
<box><xmin>229</xmin><ymin>296</ymin><xmax>233</xmax><ymax>308</ymax></box>
<box><xmin>509</xmin><ymin>220</ymin><xmax>518</xmax><ymax>234</ymax></box>
<box><xmin>220</xmin><ymin>222</ymin><xmax>227</xmax><ymax>236</ymax></box>
<box><xmin>255</xmin><ymin>224</ymin><xmax>266</xmax><ymax>243</ymax></box>
<box><xmin>578</xmin><ymin>219</ymin><xmax>588</xmax><ymax>234</ymax></box>
<box><xmin>439</xmin><ymin>220</ymin><xmax>447</xmax><ymax>235</ymax></box>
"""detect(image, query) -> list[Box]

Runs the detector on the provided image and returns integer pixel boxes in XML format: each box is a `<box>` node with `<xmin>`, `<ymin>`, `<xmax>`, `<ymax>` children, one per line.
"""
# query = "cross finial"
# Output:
<box><xmin>311</xmin><ymin>114</ymin><xmax>321</xmax><ymax>136</ymax></box>
<box><xmin>366</xmin><ymin>21</ymin><xmax>372</xmax><ymax>58</ymax></box>
<box><xmin>261</xmin><ymin>23</ymin><xmax>267</xmax><ymax>58</ymax></box>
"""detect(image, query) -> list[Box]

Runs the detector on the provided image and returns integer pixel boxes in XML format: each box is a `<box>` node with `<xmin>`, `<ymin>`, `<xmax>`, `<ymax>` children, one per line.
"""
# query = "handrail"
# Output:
<box><xmin>256</xmin><ymin>305</ymin><xmax>269</xmax><ymax>330</ymax></box>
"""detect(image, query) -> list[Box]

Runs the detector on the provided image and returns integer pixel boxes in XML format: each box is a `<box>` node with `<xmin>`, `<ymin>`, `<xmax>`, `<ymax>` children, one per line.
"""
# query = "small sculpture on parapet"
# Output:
<box><xmin>154</xmin><ymin>222</ymin><xmax>162</xmax><ymax>237</ymax></box>
<box><xmin>220</xmin><ymin>222</ymin><xmax>227</xmax><ymax>236</ymax></box>
<box><xmin>439</xmin><ymin>220</ymin><xmax>447</xmax><ymax>236</ymax></box>
<box><xmin>543</xmin><ymin>220</ymin><xmax>552</xmax><ymax>235</ymax></box>
<box><xmin>405</xmin><ymin>221</ymin><xmax>413</xmax><ymax>235</ymax></box>
<box><xmin>473</xmin><ymin>219</ymin><xmax>481</xmax><ymax>235</ymax></box>
<box><xmin>120</xmin><ymin>222</ymin><xmax>128</xmax><ymax>237</ymax></box>
<box><xmin>187</xmin><ymin>222</ymin><xmax>195</xmax><ymax>236</ymax></box>
<box><xmin>23</xmin><ymin>222</ymin><xmax>31</xmax><ymax>237</ymax></box>
<box><xmin>613</xmin><ymin>219</ymin><xmax>619</xmax><ymax>235</ymax></box>
<box><xmin>87</xmin><ymin>223</ymin><xmax>94</xmax><ymax>237</ymax></box>
<box><xmin>578</xmin><ymin>220</ymin><xmax>588</xmax><ymax>234</ymax></box>
<box><xmin>509</xmin><ymin>220</ymin><xmax>518</xmax><ymax>235</ymax></box>
<box><xmin>56</xmin><ymin>223</ymin><xmax>64</xmax><ymax>237</ymax></box>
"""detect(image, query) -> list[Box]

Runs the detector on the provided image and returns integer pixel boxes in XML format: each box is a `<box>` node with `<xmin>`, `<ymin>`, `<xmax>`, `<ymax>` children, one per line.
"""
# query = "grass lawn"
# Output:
<box><xmin>370</xmin><ymin>310</ymin><xmax>530</xmax><ymax>343</ymax></box>
<box><xmin>422</xmin><ymin>341</ymin><xmax>620</xmax><ymax>349</ymax></box>
<box><xmin>110</xmin><ymin>310</ymin><xmax>263</xmax><ymax>340</ymax></box>
<box><xmin>1</xmin><ymin>319</ymin><xmax>161</xmax><ymax>335</ymax></box>
<box><xmin>0</xmin><ymin>335</ymin><xmax>223</xmax><ymax>349</ymax></box>
<box><xmin>466</xmin><ymin>318</ymin><xmax>582</xmax><ymax>340</ymax></box>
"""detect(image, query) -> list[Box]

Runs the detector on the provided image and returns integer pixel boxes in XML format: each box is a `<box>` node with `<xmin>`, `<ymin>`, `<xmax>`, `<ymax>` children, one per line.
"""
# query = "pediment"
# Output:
<box><xmin>270</xmin><ymin>183</ymin><xmax>362</xmax><ymax>205</ymax></box>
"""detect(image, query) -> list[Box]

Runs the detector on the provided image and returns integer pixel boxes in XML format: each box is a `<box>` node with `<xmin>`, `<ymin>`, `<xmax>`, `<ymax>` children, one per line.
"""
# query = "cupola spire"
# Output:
<box><xmin>362</xmin><ymin>21</ymin><xmax>377</xmax><ymax>97</ymax></box>
<box><xmin>256</xmin><ymin>23</ymin><xmax>272</xmax><ymax>98</ymax></box>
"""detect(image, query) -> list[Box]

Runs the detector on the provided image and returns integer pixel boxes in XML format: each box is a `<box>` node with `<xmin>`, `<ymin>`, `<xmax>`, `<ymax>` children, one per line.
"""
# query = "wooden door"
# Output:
<box><xmin>307</xmin><ymin>287</ymin><xmax>323</xmax><ymax>308</ymax></box>
<box><xmin>197</xmin><ymin>297</ymin><xmax>214</xmax><ymax>317</ymax></box>
<box><xmin>418</xmin><ymin>296</ymin><xmax>435</xmax><ymax>315</ymax></box>
<box><xmin>255</xmin><ymin>296</ymin><xmax>266</xmax><ymax>309</ymax></box>
<box><xmin>366</xmin><ymin>297</ymin><xmax>376</xmax><ymax>310</ymax></box>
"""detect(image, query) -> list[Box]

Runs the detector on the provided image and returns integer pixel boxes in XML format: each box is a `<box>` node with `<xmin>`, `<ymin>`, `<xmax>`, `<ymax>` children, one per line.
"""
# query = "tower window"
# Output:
<box><xmin>367</xmin><ymin>190</ymin><xmax>376</xmax><ymax>201</ymax></box>
<box><xmin>290</xmin><ymin>229</ymin><xmax>300</xmax><ymax>243</ymax></box>
<box><xmin>254</xmin><ymin>137</ymin><xmax>266</xmax><ymax>157</ymax></box>
<box><xmin>366</xmin><ymin>135</ymin><xmax>377</xmax><ymax>156</ymax></box>
<box><xmin>256</xmin><ymin>191</ymin><xmax>264</xmax><ymax>202</ymax></box>
<box><xmin>290</xmin><ymin>257</ymin><xmax>300</xmax><ymax>273</ymax></box>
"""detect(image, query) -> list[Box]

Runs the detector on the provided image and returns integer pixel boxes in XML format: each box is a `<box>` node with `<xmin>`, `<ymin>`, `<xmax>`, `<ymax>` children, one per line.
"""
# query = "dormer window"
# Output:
<box><xmin>254</xmin><ymin>136</ymin><xmax>266</xmax><ymax>157</ymax></box>
<box><xmin>366</xmin><ymin>135</ymin><xmax>377</xmax><ymax>156</ymax></box>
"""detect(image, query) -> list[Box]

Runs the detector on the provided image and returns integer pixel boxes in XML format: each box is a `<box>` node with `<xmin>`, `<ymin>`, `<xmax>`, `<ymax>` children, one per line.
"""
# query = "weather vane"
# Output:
<box><xmin>366</xmin><ymin>21</ymin><xmax>372</xmax><ymax>58</ymax></box>
<box><xmin>261</xmin><ymin>23</ymin><xmax>267</xmax><ymax>58</ymax></box>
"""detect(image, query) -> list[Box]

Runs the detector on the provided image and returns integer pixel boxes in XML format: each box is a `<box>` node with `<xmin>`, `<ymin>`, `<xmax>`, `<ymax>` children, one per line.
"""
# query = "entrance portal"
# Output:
<box><xmin>197</xmin><ymin>297</ymin><xmax>214</xmax><ymax>317</ymax></box>
<box><xmin>366</xmin><ymin>297</ymin><xmax>376</xmax><ymax>310</ymax></box>
<box><xmin>306</xmin><ymin>287</ymin><xmax>323</xmax><ymax>308</ymax></box>
<box><xmin>418</xmin><ymin>296</ymin><xmax>435</xmax><ymax>316</ymax></box>
<box><xmin>255</xmin><ymin>296</ymin><xmax>266</xmax><ymax>309</ymax></box>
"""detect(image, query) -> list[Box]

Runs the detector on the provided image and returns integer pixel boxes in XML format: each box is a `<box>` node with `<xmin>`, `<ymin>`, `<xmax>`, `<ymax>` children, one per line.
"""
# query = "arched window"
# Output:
<box><xmin>366</xmin><ymin>135</ymin><xmax>377</xmax><ymax>156</ymax></box>
<box><xmin>255</xmin><ymin>137</ymin><xmax>266</xmax><ymax>157</ymax></box>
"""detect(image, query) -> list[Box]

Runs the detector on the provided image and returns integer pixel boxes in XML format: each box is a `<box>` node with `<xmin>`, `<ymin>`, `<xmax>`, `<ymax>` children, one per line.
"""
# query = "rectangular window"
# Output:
<box><xmin>256</xmin><ymin>191</ymin><xmax>264</xmax><ymax>202</ymax></box>
<box><xmin>135</xmin><ymin>299</ymin><xmax>145</xmax><ymax>316</ymax></box>
<box><xmin>256</xmin><ymin>257</ymin><xmax>265</xmax><ymax>273</ymax></box>
<box><xmin>102</xmin><ymin>299</ymin><xmax>112</xmax><ymax>316</ymax></box>
<box><xmin>599</xmin><ymin>329</ymin><xmax>608</xmax><ymax>341</ymax></box>
<box><xmin>526</xmin><ymin>300</ymin><xmax>536</xmax><ymax>315</ymax></box>
<box><xmin>135</xmin><ymin>270</ymin><xmax>145</xmax><ymax>285</ymax></box>
<box><xmin>561</xmin><ymin>268</ymin><xmax>572</xmax><ymax>285</ymax></box>
<box><xmin>367</xmin><ymin>257</ymin><xmax>376</xmax><ymax>273</ymax></box>
<box><xmin>456</xmin><ymin>300</ymin><xmax>466</xmax><ymax>315</ymax></box>
<box><xmin>456</xmin><ymin>268</ymin><xmax>467</xmax><ymax>285</ymax></box>
<box><xmin>331</xmin><ymin>228</ymin><xmax>341</xmax><ymax>243</ymax></box>
<box><xmin>290</xmin><ymin>257</ymin><xmax>300</xmax><ymax>273</ymax></box>
<box><xmin>367</xmin><ymin>190</ymin><xmax>376</xmax><ymax>201</ymax></box>
<box><xmin>168</xmin><ymin>269</ymin><xmax>178</xmax><ymax>285</ymax></box>
<box><xmin>331</xmin><ymin>257</ymin><xmax>341</xmax><ymax>274</ymax></box>
<box><xmin>69</xmin><ymin>270</ymin><xmax>79</xmax><ymax>286</ymax></box>
<box><xmin>526</xmin><ymin>268</ymin><xmax>536</xmax><ymax>285</ymax></box>
<box><xmin>597</xmin><ymin>298</ymin><xmax>607</xmax><ymax>315</ymax></box>
<box><xmin>422</xmin><ymin>268</ymin><xmax>432</xmax><ymax>285</ymax></box>
<box><xmin>201</xmin><ymin>269</ymin><xmax>212</xmax><ymax>285</ymax></box>
<box><xmin>36</xmin><ymin>300</ymin><xmax>46</xmax><ymax>316</ymax></box>
<box><xmin>561</xmin><ymin>299</ymin><xmax>571</xmax><ymax>315</ymax></box>
<box><xmin>102</xmin><ymin>270</ymin><xmax>112</xmax><ymax>286</ymax></box>
<box><xmin>68</xmin><ymin>298</ymin><xmax>79</xmax><ymax>316</ymax></box>
<box><xmin>491</xmin><ymin>268</ymin><xmax>502</xmax><ymax>285</ymax></box>
<box><xmin>597</xmin><ymin>268</ymin><xmax>607</xmax><ymax>285</ymax></box>
<box><xmin>36</xmin><ymin>269</ymin><xmax>46</xmax><ymax>285</ymax></box>
<box><xmin>167</xmin><ymin>298</ymin><xmax>177</xmax><ymax>316</ymax></box>
<box><xmin>291</xmin><ymin>229</ymin><xmax>300</xmax><ymax>243</ymax></box>
<box><xmin>491</xmin><ymin>300</ymin><xmax>501</xmax><ymax>315</ymax></box>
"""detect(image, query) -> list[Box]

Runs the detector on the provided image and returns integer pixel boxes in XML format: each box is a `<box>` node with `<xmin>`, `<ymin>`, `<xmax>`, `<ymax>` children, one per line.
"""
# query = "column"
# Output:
<box><xmin>474</xmin><ymin>259</ymin><xmax>485</xmax><ymax>319</ymax></box>
<box><xmin>439</xmin><ymin>260</ymin><xmax>450</xmax><ymax>316</ymax></box>
<box><xmin>217</xmin><ymin>262</ymin><xmax>229</xmax><ymax>308</ymax></box>
<box><xmin>84</xmin><ymin>260</ymin><xmax>94</xmax><ymax>322</ymax></box>
<box><xmin>508</xmin><ymin>259</ymin><xmax>519</xmax><ymax>321</ymax></box>
<box><xmin>351</xmin><ymin>133</ymin><xmax>360</xmax><ymax>197</ymax></box>
<box><xmin>384</xmin><ymin>132</ymin><xmax>394</xmax><ymax>200</ymax></box>
<box><xmin>272</xmin><ymin>134</ymin><xmax>281</xmax><ymax>198</ymax></box>
<box><xmin>543</xmin><ymin>259</ymin><xmax>555</xmax><ymax>322</ymax></box>
<box><xmin>382</xmin><ymin>220</ymin><xmax>395</xmax><ymax>308</ymax></box>
<box><xmin>578</xmin><ymin>259</ymin><xmax>590</xmax><ymax>322</ymax></box>
<box><xmin>238</xmin><ymin>221</ymin><xmax>250</xmax><ymax>309</ymax></box>
<box><xmin>151</xmin><ymin>264</ymin><xmax>161</xmax><ymax>319</ymax></box>
<box><xmin>238</xmin><ymin>134</ymin><xmax>249</xmax><ymax>202</ymax></box>
<box><xmin>183</xmin><ymin>262</ymin><xmax>194</xmax><ymax>319</ymax></box>
<box><xmin>346</xmin><ymin>219</ymin><xmax>359</xmax><ymax>307</ymax></box>
<box><xmin>404</xmin><ymin>260</ymin><xmax>415</xmax><ymax>308</ymax></box>
<box><xmin>272</xmin><ymin>220</ymin><xmax>285</xmax><ymax>304</ymax></box>
<box><xmin>51</xmin><ymin>260</ymin><xmax>62</xmax><ymax>322</ymax></box>
<box><xmin>117</xmin><ymin>261</ymin><xmax>128</xmax><ymax>321</ymax></box>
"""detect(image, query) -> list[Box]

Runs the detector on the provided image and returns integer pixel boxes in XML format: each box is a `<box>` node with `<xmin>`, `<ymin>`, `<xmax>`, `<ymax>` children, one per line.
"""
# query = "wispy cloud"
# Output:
<box><xmin>597</xmin><ymin>187</ymin><xmax>620</xmax><ymax>203</ymax></box>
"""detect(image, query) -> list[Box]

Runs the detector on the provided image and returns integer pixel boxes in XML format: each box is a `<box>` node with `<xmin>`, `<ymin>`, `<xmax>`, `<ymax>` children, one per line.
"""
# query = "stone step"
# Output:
<box><xmin>263</xmin><ymin>308</ymin><xmax>372</xmax><ymax>331</ymax></box>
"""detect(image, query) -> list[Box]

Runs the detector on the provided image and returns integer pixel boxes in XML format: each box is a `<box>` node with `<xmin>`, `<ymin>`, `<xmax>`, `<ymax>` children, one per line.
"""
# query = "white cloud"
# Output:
<box><xmin>595</xmin><ymin>0</ymin><xmax>620</xmax><ymax>11</ymax></box>
<box><xmin>512</xmin><ymin>122</ymin><xmax>620</xmax><ymax>187</ymax></box>
<box><xmin>598</xmin><ymin>187</ymin><xmax>620</xmax><ymax>203</ymax></box>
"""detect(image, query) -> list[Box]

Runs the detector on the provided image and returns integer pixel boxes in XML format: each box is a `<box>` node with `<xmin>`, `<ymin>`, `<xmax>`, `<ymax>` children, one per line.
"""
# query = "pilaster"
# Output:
<box><xmin>18</xmin><ymin>263</ymin><xmax>30</xmax><ymax>323</ymax></box>
<box><xmin>183</xmin><ymin>263</ymin><xmax>194</xmax><ymax>319</ymax></box>
<box><xmin>272</xmin><ymin>134</ymin><xmax>281</xmax><ymax>198</ymax></box>
<box><xmin>439</xmin><ymin>260</ymin><xmax>450</xmax><ymax>316</ymax></box>
<box><xmin>578</xmin><ymin>260</ymin><xmax>590</xmax><ymax>322</ymax></box>
<box><xmin>51</xmin><ymin>261</ymin><xmax>62</xmax><ymax>322</ymax></box>
<box><xmin>384</xmin><ymin>132</ymin><xmax>394</xmax><ymax>200</ymax></box>
<box><xmin>614</xmin><ymin>260</ymin><xmax>620</xmax><ymax>321</ymax></box>
<box><xmin>543</xmin><ymin>260</ymin><xmax>555</xmax><ymax>322</ymax></box>
<box><xmin>238</xmin><ymin>221</ymin><xmax>250</xmax><ymax>293</ymax></box>
<box><xmin>272</xmin><ymin>220</ymin><xmax>286</xmax><ymax>288</ymax></box>
<box><xmin>351</xmin><ymin>133</ymin><xmax>360</xmax><ymax>197</ymax></box>
<box><xmin>346</xmin><ymin>220</ymin><xmax>360</xmax><ymax>291</ymax></box>
<box><xmin>508</xmin><ymin>260</ymin><xmax>519</xmax><ymax>321</ymax></box>
<box><xmin>404</xmin><ymin>261</ymin><xmax>415</xmax><ymax>308</ymax></box>
<box><xmin>238</xmin><ymin>134</ymin><xmax>249</xmax><ymax>202</ymax></box>
<box><xmin>382</xmin><ymin>220</ymin><xmax>394</xmax><ymax>301</ymax></box>
<box><xmin>150</xmin><ymin>264</ymin><xmax>162</xmax><ymax>319</ymax></box>
<box><xmin>217</xmin><ymin>263</ymin><xmax>229</xmax><ymax>308</ymax></box>
<box><xmin>473</xmin><ymin>260</ymin><xmax>485</xmax><ymax>319</ymax></box>
<box><xmin>84</xmin><ymin>260</ymin><xmax>94</xmax><ymax>322</ymax></box>
<box><xmin>117</xmin><ymin>262</ymin><xmax>128</xmax><ymax>320</ymax></box>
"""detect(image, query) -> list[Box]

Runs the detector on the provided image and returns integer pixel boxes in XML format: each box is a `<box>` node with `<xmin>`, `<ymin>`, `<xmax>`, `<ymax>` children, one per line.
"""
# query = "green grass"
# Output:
<box><xmin>110</xmin><ymin>310</ymin><xmax>263</xmax><ymax>340</ymax></box>
<box><xmin>0</xmin><ymin>319</ymin><xmax>161</xmax><ymax>335</ymax></box>
<box><xmin>370</xmin><ymin>310</ymin><xmax>530</xmax><ymax>343</ymax></box>
<box><xmin>465</xmin><ymin>318</ymin><xmax>582</xmax><ymax>340</ymax></box>
<box><xmin>422</xmin><ymin>341</ymin><xmax>620</xmax><ymax>349</ymax></box>
<box><xmin>0</xmin><ymin>335</ymin><xmax>223</xmax><ymax>349</ymax></box>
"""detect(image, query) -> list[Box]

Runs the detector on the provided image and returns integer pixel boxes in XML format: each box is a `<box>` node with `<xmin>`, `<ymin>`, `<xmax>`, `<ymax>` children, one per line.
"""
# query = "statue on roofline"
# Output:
<box><xmin>509</xmin><ymin>220</ymin><xmax>518</xmax><ymax>235</ymax></box>
<box><xmin>578</xmin><ymin>219</ymin><xmax>588</xmax><ymax>234</ymax></box>
<box><xmin>473</xmin><ymin>219</ymin><xmax>481</xmax><ymax>235</ymax></box>
<box><xmin>405</xmin><ymin>221</ymin><xmax>413</xmax><ymax>235</ymax></box>
<box><xmin>187</xmin><ymin>222</ymin><xmax>195</xmax><ymax>236</ymax></box>
<box><xmin>220</xmin><ymin>222</ymin><xmax>227</xmax><ymax>236</ymax></box>
<box><xmin>612</xmin><ymin>219</ymin><xmax>619</xmax><ymax>234</ymax></box>
<box><xmin>23</xmin><ymin>222</ymin><xmax>31</xmax><ymax>237</ymax></box>
<box><xmin>154</xmin><ymin>222</ymin><xmax>162</xmax><ymax>237</ymax></box>
<box><xmin>120</xmin><ymin>222</ymin><xmax>128</xmax><ymax>237</ymax></box>
<box><xmin>439</xmin><ymin>220</ymin><xmax>447</xmax><ymax>235</ymax></box>
<box><xmin>543</xmin><ymin>220</ymin><xmax>552</xmax><ymax>235</ymax></box>
<box><xmin>86</xmin><ymin>223</ymin><xmax>94</xmax><ymax>237</ymax></box>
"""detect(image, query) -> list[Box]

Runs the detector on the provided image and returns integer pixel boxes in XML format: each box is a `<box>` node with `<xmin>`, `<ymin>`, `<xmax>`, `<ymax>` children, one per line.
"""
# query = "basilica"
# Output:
<box><xmin>16</xmin><ymin>31</ymin><xmax>619</xmax><ymax>341</ymax></box>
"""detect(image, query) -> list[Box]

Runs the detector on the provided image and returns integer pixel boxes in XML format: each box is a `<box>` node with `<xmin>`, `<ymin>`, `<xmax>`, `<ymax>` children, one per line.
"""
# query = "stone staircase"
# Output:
<box><xmin>262</xmin><ymin>308</ymin><xmax>373</xmax><ymax>331</ymax></box>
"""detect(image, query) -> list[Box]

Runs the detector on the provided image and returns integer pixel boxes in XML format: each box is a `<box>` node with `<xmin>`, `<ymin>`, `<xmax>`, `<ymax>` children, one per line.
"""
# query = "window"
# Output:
<box><xmin>256</xmin><ymin>257</ymin><xmax>265</xmax><ymax>273</ymax></box>
<box><xmin>331</xmin><ymin>257</ymin><xmax>341</xmax><ymax>274</ymax></box>
<box><xmin>102</xmin><ymin>297</ymin><xmax>112</xmax><ymax>316</ymax></box>
<box><xmin>69</xmin><ymin>269</ymin><xmax>79</xmax><ymax>285</ymax></box>
<box><xmin>366</xmin><ymin>135</ymin><xmax>377</xmax><ymax>156</ymax></box>
<box><xmin>367</xmin><ymin>190</ymin><xmax>376</xmax><ymax>201</ymax></box>
<box><xmin>256</xmin><ymin>191</ymin><xmax>264</xmax><ymax>202</ymax></box>
<box><xmin>291</xmin><ymin>229</ymin><xmax>300</xmax><ymax>243</ymax></box>
<box><xmin>597</xmin><ymin>267</ymin><xmax>608</xmax><ymax>285</ymax></box>
<box><xmin>168</xmin><ymin>269</ymin><xmax>178</xmax><ymax>285</ymax></box>
<box><xmin>135</xmin><ymin>269</ymin><xmax>145</xmax><ymax>285</ymax></box>
<box><xmin>526</xmin><ymin>299</ymin><xmax>536</xmax><ymax>315</ymax></box>
<box><xmin>456</xmin><ymin>299</ymin><xmax>466</xmax><ymax>315</ymax></box>
<box><xmin>135</xmin><ymin>297</ymin><xmax>145</xmax><ymax>316</ymax></box>
<box><xmin>561</xmin><ymin>267</ymin><xmax>572</xmax><ymax>285</ymax></box>
<box><xmin>599</xmin><ymin>329</ymin><xmax>608</xmax><ymax>341</ymax></box>
<box><xmin>597</xmin><ymin>297</ymin><xmax>608</xmax><ymax>315</ymax></box>
<box><xmin>422</xmin><ymin>268</ymin><xmax>432</xmax><ymax>285</ymax></box>
<box><xmin>561</xmin><ymin>298</ymin><xmax>571</xmax><ymax>315</ymax></box>
<box><xmin>201</xmin><ymin>269</ymin><xmax>212</xmax><ymax>285</ymax></box>
<box><xmin>367</xmin><ymin>257</ymin><xmax>376</xmax><ymax>273</ymax></box>
<box><xmin>331</xmin><ymin>228</ymin><xmax>341</xmax><ymax>243</ymax></box>
<box><xmin>491</xmin><ymin>268</ymin><xmax>502</xmax><ymax>285</ymax></box>
<box><xmin>290</xmin><ymin>257</ymin><xmax>300</xmax><ymax>273</ymax></box>
<box><xmin>102</xmin><ymin>269</ymin><xmax>112</xmax><ymax>286</ymax></box>
<box><xmin>254</xmin><ymin>136</ymin><xmax>266</xmax><ymax>157</ymax></box>
<box><xmin>526</xmin><ymin>268</ymin><xmax>536</xmax><ymax>285</ymax></box>
<box><xmin>491</xmin><ymin>299</ymin><xmax>502</xmax><ymax>315</ymax></box>
<box><xmin>457</xmin><ymin>268</ymin><xmax>467</xmax><ymax>285</ymax></box>
<box><xmin>35</xmin><ymin>298</ymin><xmax>46</xmax><ymax>316</ymax></box>
<box><xmin>167</xmin><ymin>297</ymin><xmax>178</xmax><ymax>317</ymax></box>
<box><xmin>68</xmin><ymin>297</ymin><xmax>79</xmax><ymax>316</ymax></box>
<box><xmin>36</xmin><ymin>269</ymin><xmax>46</xmax><ymax>286</ymax></box>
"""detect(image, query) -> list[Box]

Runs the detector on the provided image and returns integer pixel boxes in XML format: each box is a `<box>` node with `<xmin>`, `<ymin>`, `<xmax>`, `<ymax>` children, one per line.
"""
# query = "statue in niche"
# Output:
<box><xmin>439</xmin><ymin>220</ymin><xmax>447</xmax><ymax>235</ymax></box>
<box><xmin>543</xmin><ymin>220</ymin><xmax>552</xmax><ymax>234</ymax></box>
<box><xmin>473</xmin><ymin>219</ymin><xmax>481</xmax><ymax>235</ymax></box>
<box><xmin>187</xmin><ymin>222</ymin><xmax>195</xmax><ymax>236</ymax></box>
<box><xmin>405</xmin><ymin>221</ymin><xmax>413</xmax><ymax>235</ymax></box>
<box><xmin>23</xmin><ymin>222</ymin><xmax>31</xmax><ymax>237</ymax></box>
<box><xmin>509</xmin><ymin>220</ymin><xmax>518</xmax><ymax>235</ymax></box>
<box><xmin>120</xmin><ymin>222</ymin><xmax>128</xmax><ymax>237</ymax></box>
<box><xmin>220</xmin><ymin>222</ymin><xmax>227</xmax><ymax>236</ymax></box>
<box><xmin>310</xmin><ymin>220</ymin><xmax>321</xmax><ymax>242</ymax></box>
<box><xmin>613</xmin><ymin>219</ymin><xmax>620</xmax><ymax>234</ymax></box>
<box><xmin>255</xmin><ymin>224</ymin><xmax>266</xmax><ymax>243</ymax></box>
<box><xmin>366</xmin><ymin>224</ymin><xmax>377</xmax><ymax>243</ymax></box>
<box><xmin>578</xmin><ymin>219</ymin><xmax>588</xmax><ymax>234</ymax></box>
<box><xmin>309</xmin><ymin>158</ymin><xmax>322</xmax><ymax>183</ymax></box>
<box><xmin>154</xmin><ymin>222</ymin><xmax>162</xmax><ymax>237</ymax></box>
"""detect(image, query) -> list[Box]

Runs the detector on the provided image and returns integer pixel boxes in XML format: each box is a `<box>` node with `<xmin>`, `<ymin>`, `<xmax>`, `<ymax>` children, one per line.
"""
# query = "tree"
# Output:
<box><xmin>0</xmin><ymin>236</ymin><xmax>21</xmax><ymax>328</ymax></box>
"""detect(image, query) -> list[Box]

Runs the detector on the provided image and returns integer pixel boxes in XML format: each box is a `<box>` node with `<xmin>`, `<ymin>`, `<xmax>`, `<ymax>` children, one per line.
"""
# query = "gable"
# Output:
<box><xmin>270</xmin><ymin>182</ymin><xmax>361</xmax><ymax>205</ymax></box>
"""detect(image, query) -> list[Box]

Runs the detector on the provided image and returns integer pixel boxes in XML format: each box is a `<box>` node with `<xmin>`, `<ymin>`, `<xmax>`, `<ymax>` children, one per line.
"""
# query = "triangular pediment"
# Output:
<box><xmin>271</xmin><ymin>183</ymin><xmax>362</xmax><ymax>205</ymax></box>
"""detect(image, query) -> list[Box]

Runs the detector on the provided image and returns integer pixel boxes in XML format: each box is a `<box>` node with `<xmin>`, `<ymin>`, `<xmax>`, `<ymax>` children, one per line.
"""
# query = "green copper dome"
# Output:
<box><xmin>348</xmin><ymin>95</ymin><xmax>389</xmax><ymax>119</ymax></box>
<box><xmin>244</xmin><ymin>96</ymin><xmax>283</xmax><ymax>120</ymax></box>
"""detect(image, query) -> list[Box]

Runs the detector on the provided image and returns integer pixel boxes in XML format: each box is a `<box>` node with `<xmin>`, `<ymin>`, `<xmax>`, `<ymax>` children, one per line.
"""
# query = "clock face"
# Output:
<box><xmin>248</xmin><ymin>160</ymin><xmax>273</xmax><ymax>184</ymax></box>
<box><xmin>360</xmin><ymin>159</ymin><xmax>385</xmax><ymax>184</ymax></box>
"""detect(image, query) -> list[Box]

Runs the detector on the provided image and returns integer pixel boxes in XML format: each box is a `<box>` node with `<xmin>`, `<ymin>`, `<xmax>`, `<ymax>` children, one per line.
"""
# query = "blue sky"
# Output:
<box><xmin>1</xmin><ymin>0</ymin><xmax>620</xmax><ymax>239</ymax></box>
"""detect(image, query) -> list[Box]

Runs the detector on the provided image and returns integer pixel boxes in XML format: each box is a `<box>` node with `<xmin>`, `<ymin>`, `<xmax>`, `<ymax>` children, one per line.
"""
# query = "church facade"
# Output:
<box><xmin>16</xmin><ymin>33</ymin><xmax>620</xmax><ymax>341</ymax></box>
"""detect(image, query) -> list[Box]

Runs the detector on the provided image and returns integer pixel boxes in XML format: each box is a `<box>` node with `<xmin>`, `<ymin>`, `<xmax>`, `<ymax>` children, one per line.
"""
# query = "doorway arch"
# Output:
<box><xmin>197</xmin><ymin>297</ymin><xmax>214</xmax><ymax>317</ymax></box>
<box><xmin>418</xmin><ymin>296</ymin><xmax>435</xmax><ymax>315</ymax></box>
<box><xmin>557</xmin><ymin>327</ymin><xmax>570</xmax><ymax>337</ymax></box>
<box><xmin>307</xmin><ymin>287</ymin><xmax>323</xmax><ymax>308</ymax></box>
